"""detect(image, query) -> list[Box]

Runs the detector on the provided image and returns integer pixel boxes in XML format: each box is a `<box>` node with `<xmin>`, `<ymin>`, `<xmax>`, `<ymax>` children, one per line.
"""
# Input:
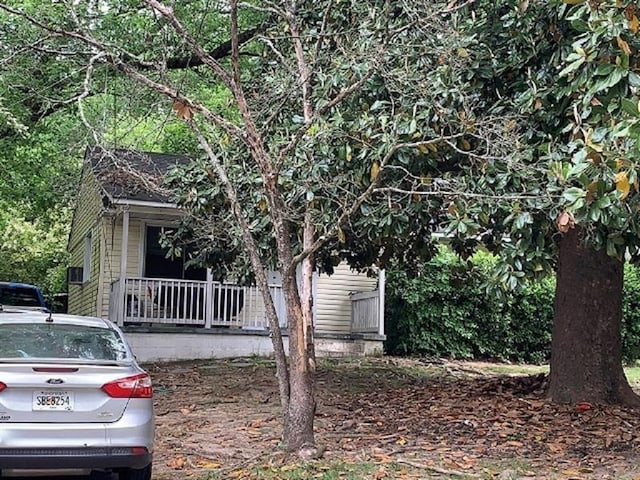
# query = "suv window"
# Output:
<box><xmin>0</xmin><ymin>285</ymin><xmax>45</xmax><ymax>308</ymax></box>
<box><xmin>0</xmin><ymin>287</ymin><xmax>42</xmax><ymax>307</ymax></box>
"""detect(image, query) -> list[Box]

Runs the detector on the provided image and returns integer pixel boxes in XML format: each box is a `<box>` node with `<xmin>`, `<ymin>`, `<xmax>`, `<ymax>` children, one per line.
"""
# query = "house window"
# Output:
<box><xmin>82</xmin><ymin>233</ymin><xmax>92</xmax><ymax>283</ymax></box>
<box><xmin>143</xmin><ymin>226</ymin><xmax>205</xmax><ymax>280</ymax></box>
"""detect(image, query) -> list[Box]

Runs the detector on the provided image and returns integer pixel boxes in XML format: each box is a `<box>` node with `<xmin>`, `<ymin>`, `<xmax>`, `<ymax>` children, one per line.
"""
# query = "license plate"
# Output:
<box><xmin>32</xmin><ymin>391</ymin><xmax>74</xmax><ymax>411</ymax></box>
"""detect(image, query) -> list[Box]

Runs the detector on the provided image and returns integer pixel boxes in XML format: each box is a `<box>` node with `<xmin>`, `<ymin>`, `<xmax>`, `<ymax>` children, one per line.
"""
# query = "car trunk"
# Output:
<box><xmin>0</xmin><ymin>363</ymin><xmax>134</xmax><ymax>423</ymax></box>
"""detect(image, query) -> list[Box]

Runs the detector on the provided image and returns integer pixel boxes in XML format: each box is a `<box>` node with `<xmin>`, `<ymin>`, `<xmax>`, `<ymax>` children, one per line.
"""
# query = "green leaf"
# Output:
<box><xmin>567</xmin><ymin>161</ymin><xmax>590</xmax><ymax>179</ymax></box>
<box><xmin>558</xmin><ymin>57</ymin><xmax>585</xmax><ymax>77</ymax></box>
<box><xmin>563</xmin><ymin>187</ymin><xmax>586</xmax><ymax>203</ymax></box>
<box><xmin>612</xmin><ymin>121</ymin><xmax>632</xmax><ymax>138</ymax></box>
<box><xmin>595</xmin><ymin>64</ymin><xmax>616</xmax><ymax>76</ymax></box>
<box><xmin>621</xmin><ymin>98</ymin><xmax>640</xmax><ymax>117</ymax></box>
<box><xmin>605</xmin><ymin>68</ymin><xmax>625</xmax><ymax>89</ymax></box>
<box><xmin>606</xmin><ymin>239</ymin><xmax>619</xmax><ymax>258</ymax></box>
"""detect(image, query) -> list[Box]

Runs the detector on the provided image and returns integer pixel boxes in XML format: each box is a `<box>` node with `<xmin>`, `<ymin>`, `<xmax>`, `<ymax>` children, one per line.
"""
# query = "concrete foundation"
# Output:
<box><xmin>123</xmin><ymin>327</ymin><xmax>385</xmax><ymax>362</ymax></box>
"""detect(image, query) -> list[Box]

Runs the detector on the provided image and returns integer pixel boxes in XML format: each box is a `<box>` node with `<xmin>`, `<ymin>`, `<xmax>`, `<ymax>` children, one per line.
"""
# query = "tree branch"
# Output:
<box><xmin>0</xmin><ymin>1</ymin><xmax>267</xmax><ymax>128</ymax></box>
<box><xmin>163</xmin><ymin>25</ymin><xmax>264</xmax><ymax>69</ymax></box>
<box><xmin>289</xmin><ymin>132</ymin><xmax>483</xmax><ymax>266</ymax></box>
<box><xmin>375</xmin><ymin>186</ymin><xmax>557</xmax><ymax>201</ymax></box>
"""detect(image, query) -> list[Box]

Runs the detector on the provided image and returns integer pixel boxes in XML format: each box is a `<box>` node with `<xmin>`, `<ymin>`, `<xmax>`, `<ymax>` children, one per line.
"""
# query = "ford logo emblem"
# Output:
<box><xmin>46</xmin><ymin>378</ymin><xmax>64</xmax><ymax>385</ymax></box>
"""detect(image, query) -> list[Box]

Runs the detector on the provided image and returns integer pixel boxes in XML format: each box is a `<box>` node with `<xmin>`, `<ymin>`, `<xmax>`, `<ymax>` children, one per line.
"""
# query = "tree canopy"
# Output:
<box><xmin>432</xmin><ymin>1</ymin><xmax>640</xmax><ymax>284</ymax></box>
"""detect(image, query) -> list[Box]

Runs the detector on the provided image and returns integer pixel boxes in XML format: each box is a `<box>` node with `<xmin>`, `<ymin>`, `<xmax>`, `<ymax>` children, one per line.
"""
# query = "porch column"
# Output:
<box><xmin>378</xmin><ymin>269</ymin><xmax>385</xmax><ymax>337</ymax></box>
<box><xmin>118</xmin><ymin>209</ymin><xmax>129</xmax><ymax>327</ymax></box>
<box><xmin>312</xmin><ymin>271</ymin><xmax>318</xmax><ymax>328</ymax></box>
<box><xmin>204</xmin><ymin>268</ymin><xmax>213</xmax><ymax>328</ymax></box>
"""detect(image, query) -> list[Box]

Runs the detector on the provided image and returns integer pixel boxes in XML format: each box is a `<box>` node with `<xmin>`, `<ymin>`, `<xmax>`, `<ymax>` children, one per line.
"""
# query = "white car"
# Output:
<box><xmin>0</xmin><ymin>308</ymin><xmax>154</xmax><ymax>479</ymax></box>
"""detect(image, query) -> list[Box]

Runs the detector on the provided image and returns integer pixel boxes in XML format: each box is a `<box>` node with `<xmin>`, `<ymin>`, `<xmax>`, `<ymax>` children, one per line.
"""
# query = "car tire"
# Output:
<box><xmin>119</xmin><ymin>463</ymin><xmax>152</xmax><ymax>480</ymax></box>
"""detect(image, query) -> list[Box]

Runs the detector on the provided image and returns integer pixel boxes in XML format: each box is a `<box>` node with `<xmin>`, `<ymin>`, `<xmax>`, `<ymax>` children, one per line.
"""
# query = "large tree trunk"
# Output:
<box><xmin>548</xmin><ymin>226</ymin><xmax>640</xmax><ymax>406</ymax></box>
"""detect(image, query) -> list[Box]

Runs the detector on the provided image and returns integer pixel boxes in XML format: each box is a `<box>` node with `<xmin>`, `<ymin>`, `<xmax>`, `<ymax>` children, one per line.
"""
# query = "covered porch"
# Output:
<box><xmin>110</xmin><ymin>208</ymin><xmax>384</xmax><ymax>334</ymax></box>
<box><xmin>104</xmin><ymin>208</ymin><xmax>385</xmax><ymax>361</ymax></box>
<box><xmin>110</xmin><ymin>275</ymin><xmax>385</xmax><ymax>362</ymax></box>
<box><xmin>109</xmin><ymin>275</ymin><xmax>383</xmax><ymax>335</ymax></box>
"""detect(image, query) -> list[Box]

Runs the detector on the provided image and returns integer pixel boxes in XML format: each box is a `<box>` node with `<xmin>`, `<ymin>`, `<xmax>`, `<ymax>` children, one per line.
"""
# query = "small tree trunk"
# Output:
<box><xmin>281</xmin><ymin>274</ymin><xmax>316</xmax><ymax>452</ymax></box>
<box><xmin>301</xmin><ymin>210</ymin><xmax>316</xmax><ymax>372</ymax></box>
<box><xmin>549</xmin><ymin>226</ymin><xmax>640</xmax><ymax>406</ymax></box>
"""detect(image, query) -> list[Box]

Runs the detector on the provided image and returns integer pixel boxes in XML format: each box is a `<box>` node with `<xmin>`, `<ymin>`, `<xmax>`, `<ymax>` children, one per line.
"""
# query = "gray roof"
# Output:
<box><xmin>85</xmin><ymin>147</ymin><xmax>192</xmax><ymax>204</ymax></box>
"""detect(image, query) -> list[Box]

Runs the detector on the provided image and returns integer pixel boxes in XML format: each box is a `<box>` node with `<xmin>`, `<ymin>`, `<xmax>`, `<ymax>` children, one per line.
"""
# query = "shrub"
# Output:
<box><xmin>385</xmin><ymin>249</ymin><xmax>640</xmax><ymax>364</ymax></box>
<box><xmin>0</xmin><ymin>208</ymin><xmax>69</xmax><ymax>296</ymax></box>
<box><xmin>623</xmin><ymin>264</ymin><xmax>640</xmax><ymax>363</ymax></box>
<box><xmin>383</xmin><ymin>249</ymin><xmax>542</xmax><ymax>361</ymax></box>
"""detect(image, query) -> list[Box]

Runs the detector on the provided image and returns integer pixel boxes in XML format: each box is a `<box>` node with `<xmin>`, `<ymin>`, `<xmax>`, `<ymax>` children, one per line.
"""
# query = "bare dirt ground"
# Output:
<box><xmin>147</xmin><ymin>357</ymin><xmax>640</xmax><ymax>479</ymax></box>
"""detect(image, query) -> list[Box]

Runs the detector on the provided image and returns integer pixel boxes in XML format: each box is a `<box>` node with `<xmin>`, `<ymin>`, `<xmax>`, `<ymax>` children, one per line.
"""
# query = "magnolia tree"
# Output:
<box><xmin>432</xmin><ymin>0</ymin><xmax>640</xmax><ymax>405</ymax></box>
<box><xmin>0</xmin><ymin>0</ymin><xmax>516</xmax><ymax>454</ymax></box>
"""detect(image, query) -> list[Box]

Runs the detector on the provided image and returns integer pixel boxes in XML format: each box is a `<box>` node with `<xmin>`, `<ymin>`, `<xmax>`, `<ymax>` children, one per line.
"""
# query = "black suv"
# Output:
<box><xmin>0</xmin><ymin>282</ymin><xmax>49</xmax><ymax>311</ymax></box>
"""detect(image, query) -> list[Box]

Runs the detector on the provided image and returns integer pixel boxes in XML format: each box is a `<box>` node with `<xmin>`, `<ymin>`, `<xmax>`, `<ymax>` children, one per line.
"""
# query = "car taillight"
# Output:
<box><xmin>102</xmin><ymin>373</ymin><xmax>152</xmax><ymax>398</ymax></box>
<box><xmin>0</xmin><ymin>382</ymin><xmax>5</xmax><ymax>392</ymax></box>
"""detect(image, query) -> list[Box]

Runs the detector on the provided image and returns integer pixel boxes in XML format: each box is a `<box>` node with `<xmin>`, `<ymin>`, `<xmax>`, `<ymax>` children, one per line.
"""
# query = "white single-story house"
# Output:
<box><xmin>66</xmin><ymin>147</ymin><xmax>385</xmax><ymax>362</ymax></box>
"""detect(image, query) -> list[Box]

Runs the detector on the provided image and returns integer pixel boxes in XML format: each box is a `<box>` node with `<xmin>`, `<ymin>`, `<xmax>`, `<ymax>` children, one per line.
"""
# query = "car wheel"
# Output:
<box><xmin>119</xmin><ymin>463</ymin><xmax>152</xmax><ymax>480</ymax></box>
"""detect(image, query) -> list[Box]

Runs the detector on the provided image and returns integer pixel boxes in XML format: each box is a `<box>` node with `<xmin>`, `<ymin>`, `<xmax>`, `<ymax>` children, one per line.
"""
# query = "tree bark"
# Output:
<box><xmin>548</xmin><ymin>226</ymin><xmax>640</xmax><ymax>406</ymax></box>
<box><xmin>281</xmin><ymin>273</ymin><xmax>316</xmax><ymax>452</ymax></box>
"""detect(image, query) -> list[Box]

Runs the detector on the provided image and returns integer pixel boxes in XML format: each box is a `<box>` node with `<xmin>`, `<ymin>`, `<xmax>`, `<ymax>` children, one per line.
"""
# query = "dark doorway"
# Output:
<box><xmin>144</xmin><ymin>226</ymin><xmax>206</xmax><ymax>280</ymax></box>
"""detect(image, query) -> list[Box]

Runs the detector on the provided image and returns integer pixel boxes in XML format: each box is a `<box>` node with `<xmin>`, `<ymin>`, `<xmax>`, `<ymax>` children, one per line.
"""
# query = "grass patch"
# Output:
<box><xmin>470</xmin><ymin>362</ymin><xmax>640</xmax><ymax>389</ymax></box>
<box><xmin>317</xmin><ymin>357</ymin><xmax>443</xmax><ymax>393</ymax></box>
<box><xmin>203</xmin><ymin>460</ymin><xmax>390</xmax><ymax>480</ymax></box>
<box><xmin>475</xmin><ymin>363</ymin><xmax>549</xmax><ymax>376</ymax></box>
<box><xmin>624</xmin><ymin>365</ymin><xmax>640</xmax><ymax>385</ymax></box>
<box><xmin>226</xmin><ymin>458</ymin><xmax>543</xmax><ymax>480</ymax></box>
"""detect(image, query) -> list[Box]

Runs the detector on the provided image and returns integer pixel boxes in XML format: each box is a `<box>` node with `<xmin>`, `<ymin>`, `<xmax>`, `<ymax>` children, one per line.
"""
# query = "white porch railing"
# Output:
<box><xmin>351</xmin><ymin>291</ymin><xmax>381</xmax><ymax>333</ymax></box>
<box><xmin>110</xmin><ymin>277</ymin><xmax>383</xmax><ymax>335</ymax></box>
<box><xmin>110</xmin><ymin>277</ymin><xmax>287</xmax><ymax>329</ymax></box>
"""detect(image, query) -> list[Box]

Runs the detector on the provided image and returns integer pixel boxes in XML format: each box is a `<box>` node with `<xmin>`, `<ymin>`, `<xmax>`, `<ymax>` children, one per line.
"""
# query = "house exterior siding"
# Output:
<box><xmin>67</xmin><ymin>168</ymin><xmax>103</xmax><ymax>316</ymax></box>
<box><xmin>97</xmin><ymin>216</ymin><xmax>145</xmax><ymax>318</ymax></box>
<box><xmin>315</xmin><ymin>263</ymin><xmax>378</xmax><ymax>333</ymax></box>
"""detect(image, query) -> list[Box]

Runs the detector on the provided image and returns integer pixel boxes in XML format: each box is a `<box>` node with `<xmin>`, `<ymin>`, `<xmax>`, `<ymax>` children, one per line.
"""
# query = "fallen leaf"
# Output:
<box><xmin>172</xmin><ymin>101</ymin><xmax>196</xmax><ymax>120</ymax></box>
<box><xmin>374</xmin><ymin>466</ymin><xmax>388</xmax><ymax>479</ymax></box>
<box><xmin>166</xmin><ymin>456</ymin><xmax>187</xmax><ymax>469</ymax></box>
<box><xmin>615</xmin><ymin>171</ymin><xmax>631</xmax><ymax>200</ymax></box>
<box><xmin>576</xmin><ymin>402</ymin><xmax>592</xmax><ymax>412</ymax></box>
<box><xmin>557</xmin><ymin>211</ymin><xmax>575</xmax><ymax>233</ymax></box>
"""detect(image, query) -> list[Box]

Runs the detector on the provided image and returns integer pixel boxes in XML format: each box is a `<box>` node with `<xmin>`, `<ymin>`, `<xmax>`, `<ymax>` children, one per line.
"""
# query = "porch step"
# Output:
<box><xmin>315</xmin><ymin>338</ymin><xmax>366</xmax><ymax>358</ymax></box>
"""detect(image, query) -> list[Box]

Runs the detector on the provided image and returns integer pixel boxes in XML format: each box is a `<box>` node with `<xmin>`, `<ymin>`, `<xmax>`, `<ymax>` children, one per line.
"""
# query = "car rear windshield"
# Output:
<box><xmin>0</xmin><ymin>286</ymin><xmax>42</xmax><ymax>307</ymax></box>
<box><xmin>0</xmin><ymin>324</ymin><xmax>129</xmax><ymax>361</ymax></box>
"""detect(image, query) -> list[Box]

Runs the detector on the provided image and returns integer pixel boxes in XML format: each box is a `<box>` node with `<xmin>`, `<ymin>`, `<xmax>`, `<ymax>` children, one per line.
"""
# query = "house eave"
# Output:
<box><xmin>111</xmin><ymin>198</ymin><xmax>179</xmax><ymax>209</ymax></box>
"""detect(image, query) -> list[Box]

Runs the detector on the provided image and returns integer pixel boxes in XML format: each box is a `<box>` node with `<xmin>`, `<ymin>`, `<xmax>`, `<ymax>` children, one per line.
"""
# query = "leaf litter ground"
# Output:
<box><xmin>148</xmin><ymin>357</ymin><xmax>640</xmax><ymax>479</ymax></box>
